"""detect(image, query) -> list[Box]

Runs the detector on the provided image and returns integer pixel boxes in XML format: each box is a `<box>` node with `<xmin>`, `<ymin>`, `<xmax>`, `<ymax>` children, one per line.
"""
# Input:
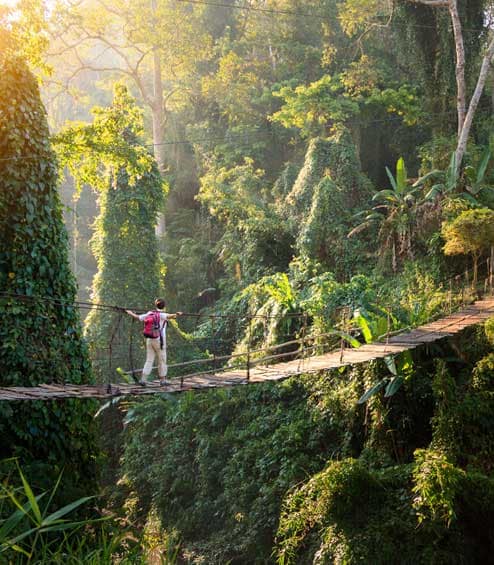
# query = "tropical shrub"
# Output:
<box><xmin>442</xmin><ymin>208</ymin><xmax>494</xmax><ymax>287</ymax></box>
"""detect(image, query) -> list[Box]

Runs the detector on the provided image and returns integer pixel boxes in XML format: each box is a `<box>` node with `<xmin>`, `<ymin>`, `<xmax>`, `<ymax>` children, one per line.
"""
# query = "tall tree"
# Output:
<box><xmin>56</xmin><ymin>84</ymin><xmax>165</xmax><ymax>378</ymax></box>
<box><xmin>408</xmin><ymin>0</ymin><xmax>494</xmax><ymax>171</ymax></box>
<box><xmin>0</xmin><ymin>53</ymin><xmax>97</xmax><ymax>489</ymax></box>
<box><xmin>48</xmin><ymin>0</ymin><xmax>211</xmax><ymax>171</ymax></box>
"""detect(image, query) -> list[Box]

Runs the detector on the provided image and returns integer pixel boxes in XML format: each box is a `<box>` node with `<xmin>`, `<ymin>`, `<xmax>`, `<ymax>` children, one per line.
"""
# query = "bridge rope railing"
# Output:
<box><xmin>110</xmin><ymin>256</ymin><xmax>493</xmax><ymax>389</ymax></box>
<box><xmin>159</xmin><ymin>257</ymin><xmax>494</xmax><ymax>387</ymax></box>
<box><xmin>1</xmin><ymin>255</ymin><xmax>493</xmax><ymax>392</ymax></box>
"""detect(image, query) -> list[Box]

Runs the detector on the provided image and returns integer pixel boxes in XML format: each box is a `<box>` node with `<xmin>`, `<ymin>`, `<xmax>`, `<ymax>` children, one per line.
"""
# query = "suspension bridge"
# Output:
<box><xmin>1</xmin><ymin>293</ymin><xmax>493</xmax><ymax>401</ymax></box>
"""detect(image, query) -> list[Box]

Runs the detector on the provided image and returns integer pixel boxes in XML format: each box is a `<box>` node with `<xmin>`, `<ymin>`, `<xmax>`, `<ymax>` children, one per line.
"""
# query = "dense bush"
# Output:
<box><xmin>275</xmin><ymin>322</ymin><xmax>494</xmax><ymax>564</ymax></box>
<box><xmin>121</xmin><ymin>371</ymin><xmax>362</xmax><ymax>563</ymax></box>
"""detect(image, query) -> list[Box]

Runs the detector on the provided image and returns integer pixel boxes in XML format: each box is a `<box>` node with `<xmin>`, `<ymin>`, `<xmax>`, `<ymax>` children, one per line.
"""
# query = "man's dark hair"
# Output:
<box><xmin>155</xmin><ymin>298</ymin><xmax>166</xmax><ymax>310</ymax></box>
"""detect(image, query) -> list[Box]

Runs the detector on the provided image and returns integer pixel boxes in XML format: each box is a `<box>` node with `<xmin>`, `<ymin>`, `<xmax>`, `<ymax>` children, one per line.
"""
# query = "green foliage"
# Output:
<box><xmin>271</xmin><ymin>75</ymin><xmax>360</xmax><ymax>137</ymax></box>
<box><xmin>357</xmin><ymin>353</ymin><xmax>412</xmax><ymax>404</ymax></box>
<box><xmin>0</xmin><ymin>54</ymin><xmax>97</xmax><ymax>490</ymax></box>
<box><xmin>115</xmin><ymin>319</ymin><xmax>494</xmax><ymax>563</ymax></box>
<box><xmin>55</xmin><ymin>83</ymin><xmax>157</xmax><ymax>194</ymax></box>
<box><xmin>429</xmin><ymin>359</ymin><xmax>459</xmax><ymax>457</ymax></box>
<box><xmin>458</xmin><ymin>347</ymin><xmax>494</xmax><ymax>472</ymax></box>
<box><xmin>7</xmin><ymin>1</ymin><xmax>494</xmax><ymax>562</ymax></box>
<box><xmin>0</xmin><ymin>464</ymin><xmax>101</xmax><ymax>560</ymax></box>
<box><xmin>285</xmin><ymin>134</ymin><xmax>374</xmax><ymax>276</ymax></box>
<box><xmin>287</xmin><ymin>133</ymin><xmax>372</xmax><ymax>219</ymax></box>
<box><xmin>198</xmin><ymin>158</ymin><xmax>293</xmax><ymax>284</ymax></box>
<box><xmin>364</xmin><ymin>85</ymin><xmax>424</xmax><ymax>127</ymax></box>
<box><xmin>222</xmin><ymin>259</ymin><xmax>378</xmax><ymax>356</ymax></box>
<box><xmin>387</xmin><ymin>261</ymin><xmax>451</xmax><ymax>327</ymax></box>
<box><xmin>395</xmin><ymin>0</ymin><xmax>485</xmax><ymax>138</ymax></box>
<box><xmin>120</xmin><ymin>373</ymin><xmax>362</xmax><ymax>563</ymax></box>
<box><xmin>277</xmin><ymin>458</ymin><xmax>442</xmax><ymax>565</ymax></box>
<box><xmin>274</xmin><ymin>327</ymin><xmax>494</xmax><ymax>564</ymax></box>
<box><xmin>160</xmin><ymin>209</ymin><xmax>214</xmax><ymax>312</ymax></box>
<box><xmin>471</xmin><ymin>351</ymin><xmax>494</xmax><ymax>391</ymax></box>
<box><xmin>463</xmin><ymin>146</ymin><xmax>493</xmax><ymax>197</ymax></box>
<box><xmin>412</xmin><ymin>449</ymin><xmax>465</xmax><ymax>528</ymax></box>
<box><xmin>442</xmin><ymin>208</ymin><xmax>494</xmax><ymax>285</ymax></box>
<box><xmin>350</xmin><ymin>157</ymin><xmax>422</xmax><ymax>271</ymax></box>
<box><xmin>0</xmin><ymin>0</ymin><xmax>50</xmax><ymax>73</ymax></box>
<box><xmin>272</xmin><ymin>75</ymin><xmax>423</xmax><ymax>138</ymax></box>
<box><xmin>57</xmin><ymin>85</ymin><xmax>166</xmax><ymax>379</ymax></box>
<box><xmin>484</xmin><ymin>316</ymin><xmax>494</xmax><ymax>345</ymax></box>
<box><xmin>427</xmin><ymin>334</ymin><xmax>494</xmax><ymax>472</ymax></box>
<box><xmin>301</xmin><ymin>271</ymin><xmax>376</xmax><ymax>333</ymax></box>
<box><xmin>414</xmin><ymin>152</ymin><xmax>477</xmax><ymax>207</ymax></box>
<box><xmin>442</xmin><ymin>208</ymin><xmax>494</xmax><ymax>258</ymax></box>
<box><xmin>0</xmin><ymin>461</ymin><xmax>163</xmax><ymax>564</ymax></box>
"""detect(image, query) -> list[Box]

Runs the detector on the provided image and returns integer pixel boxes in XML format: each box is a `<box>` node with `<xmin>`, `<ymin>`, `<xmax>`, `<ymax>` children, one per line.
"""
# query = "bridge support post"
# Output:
<box><xmin>386</xmin><ymin>308</ymin><xmax>391</xmax><ymax>346</ymax></box>
<box><xmin>246</xmin><ymin>316</ymin><xmax>252</xmax><ymax>381</ymax></box>
<box><xmin>211</xmin><ymin>316</ymin><xmax>216</xmax><ymax>374</ymax></box>
<box><xmin>449</xmin><ymin>281</ymin><xmax>453</xmax><ymax>313</ymax></box>
<box><xmin>339</xmin><ymin>309</ymin><xmax>346</xmax><ymax>363</ymax></box>
<box><xmin>490</xmin><ymin>247</ymin><xmax>494</xmax><ymax>293</ymax></box>
<box><xmin>301</xmin><ymin>313</ymin><xmax>308</xmax><ymax>362</ymax></box>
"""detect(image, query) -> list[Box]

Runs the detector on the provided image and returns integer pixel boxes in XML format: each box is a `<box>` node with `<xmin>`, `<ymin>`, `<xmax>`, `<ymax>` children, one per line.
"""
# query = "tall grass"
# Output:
<box><xmin>0</xmin><ymin>462</ymin><xmax>180</xmax><ymax>563</ymax></box>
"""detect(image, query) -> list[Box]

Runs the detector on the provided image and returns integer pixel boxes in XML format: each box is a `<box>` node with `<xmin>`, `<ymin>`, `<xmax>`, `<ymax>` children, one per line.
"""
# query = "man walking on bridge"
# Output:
<box><xmin>126</xmin><ymin>298</ymin><xmax>183</xmax><ymax>386</ymax></box>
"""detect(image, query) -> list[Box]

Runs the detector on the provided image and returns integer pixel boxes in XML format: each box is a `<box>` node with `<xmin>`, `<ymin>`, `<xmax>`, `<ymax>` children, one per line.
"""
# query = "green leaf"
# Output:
<box><xmin>396</xmin><ymin>157</ymin><xmax>407</xmax><ymax>193</ymax></box>
<box><xmin>412</xmin><ymin>169</ymin><xmax>441</xmax><ymax>188</ymax></box>
<box><xmin>0</xmin><ymin>526</ymin><xmax>38</xmax><ymax>552</ymax></box>
<box><xmin>40</xmin><ymin>516</ymin><xmax>109</xmax><ymax>533</ymax></box>
<box><xmin>477</xmin><ymin>147</ymin><xmax>491</xmax><ymax>184</ymax></box>
<box><xmin>372</xmin><ymin>189</ymin><xmax>398</xmax><ymax>202</ymax></box>
<box><xmin>447</xmin><ymin>152</ymin><xmax>457</xmax><ymax>180</ymax></box>
<box><xmin>0</xmin><ymin>496</ymin><xmax>36</xmax><ymax>540</ymax></box>
<box><xmin>4</xmin><ymin>483</ymin><xmax>45</xmax><ymax>528</ymax></box>
<box><xmin>332</xmin><ymin>330</ymin><xmax>361</xmax><ymax>349</ymax></box>
<box><xmin>42</xmin><ymin>472</ymin><xmax>62</xmax><ymax>518</ymax></box>
<box><xmin>424</xmin><ymin>185</ymin><xmax>443</xmax><ymax>200</ymax></box>
<box><xmin>384</xmin><ymin>355</ymin><xmax>398</xmax><ymax>376</ymax></box>
<box><xmin>384</xmin><ymin>375</ymin><xmax>404</xmax><ymax>397</ymax></box>
<box><xmin>396</xmin><ymin>350</ymin><xmax>413</xmax><ymax>373</ymax></box>
<box><xmin>357</xmin><ymin>379</ymin><xmax>387</xmax><ymax>404</ymax></box>
<box><xmin>42</xmin><ymin>496</ymin><xmax>94</xmax><ymax>526</ymax></box>
<box><xmin>353</xmin><ymin>313</ymin><xmax>372</xmax><ymax>344</ymax></box>
<box><xmin>385</xmin><ymin>166</ymin><xmax>397</xmax><ymax>192</ymax></box>
<box><xmin>18</xmin><ymin>466</ymin><xmax>41</xmax><ymax>524</ymax></box>
<box><xmin>457</xmin><ymin>192</ymin><xmax>481</xmax><ymax>206</ymax></box>
<box><xmin>116</xmin><ymin>366</ymin><xmax>134</xmax><ymax>384</ymax></box>
<box><xmin>9</xmin><ymin>544</ymin><xmax>30</xmax><ymax>557</ymax></box>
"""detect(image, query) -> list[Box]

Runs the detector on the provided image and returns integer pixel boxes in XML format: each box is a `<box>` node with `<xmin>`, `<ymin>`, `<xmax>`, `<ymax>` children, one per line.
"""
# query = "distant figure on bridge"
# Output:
<box><xmin>126</xmin><ymin>298</ymin><xmax>183</xmax><ymax>386</ymax></box>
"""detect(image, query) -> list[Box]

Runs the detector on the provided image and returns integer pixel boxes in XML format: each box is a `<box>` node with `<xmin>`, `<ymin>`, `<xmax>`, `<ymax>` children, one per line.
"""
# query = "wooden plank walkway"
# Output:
<box><xmin>1</xmin><ymin>297</ymin><xmax>494</xmax><ymax>401</ymax></box>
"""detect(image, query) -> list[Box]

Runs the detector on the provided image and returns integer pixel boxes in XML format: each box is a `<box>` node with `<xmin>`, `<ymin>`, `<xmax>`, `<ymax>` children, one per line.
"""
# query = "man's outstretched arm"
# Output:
<box><xmin>126</xmin><ymin>310</ymin><xmax>141</xmax><ymax>320</ymax></box>
<box><xmin>167</xmin><ymin>311</ymin><xmax>183</xmax><ymax>320</ymax></box>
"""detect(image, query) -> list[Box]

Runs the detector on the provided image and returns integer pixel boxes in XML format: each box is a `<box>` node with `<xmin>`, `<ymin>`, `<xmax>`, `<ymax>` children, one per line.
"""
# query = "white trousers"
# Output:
<box><xmin>142</xmin><ymin>338</ymin><xmax>167</xmax><ymax>379</ymax></box>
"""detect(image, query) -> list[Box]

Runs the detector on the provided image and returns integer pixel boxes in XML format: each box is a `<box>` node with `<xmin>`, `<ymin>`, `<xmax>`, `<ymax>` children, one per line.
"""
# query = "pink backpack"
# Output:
<box><xmin>143</xmin><ymin>311</ymin><xmax>164</xmax><ymax>339</ymax></box>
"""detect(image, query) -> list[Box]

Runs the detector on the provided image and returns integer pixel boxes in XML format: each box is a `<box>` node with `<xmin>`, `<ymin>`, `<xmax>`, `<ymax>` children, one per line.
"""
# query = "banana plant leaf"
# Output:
<box><xmin>384</xmin><ymin>375</ymin><xmax>404</xmax><ymax>397</ymax></box>
<box><xmin>412</xmin><ymin>169</ymin><xmax>442</xmax><ymax>188</ymax></box>
<box><xmin>358</xmin><ymin>379</ymin><xmax>387</xmax><ymax>404</ymax></box>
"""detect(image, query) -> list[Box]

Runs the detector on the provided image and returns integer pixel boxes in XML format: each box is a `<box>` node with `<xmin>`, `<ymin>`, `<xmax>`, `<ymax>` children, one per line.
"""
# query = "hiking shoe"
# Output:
<box><xmin>159</xmin><ymin>379</ymin><xmax>168</xmax><ymax>387</ymax></box>
<box><xmin>139</xmin><ymin>380</ymin><xmax>147</xmax><ymax>387</ymax></box>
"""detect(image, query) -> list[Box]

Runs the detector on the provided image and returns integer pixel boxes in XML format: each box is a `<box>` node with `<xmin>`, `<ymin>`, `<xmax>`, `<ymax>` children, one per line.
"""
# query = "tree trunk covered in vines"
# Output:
<box><xmin>0</xmin><ymin>54</ymin><xmax>97</xmax><ymax>491</ymax></box>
